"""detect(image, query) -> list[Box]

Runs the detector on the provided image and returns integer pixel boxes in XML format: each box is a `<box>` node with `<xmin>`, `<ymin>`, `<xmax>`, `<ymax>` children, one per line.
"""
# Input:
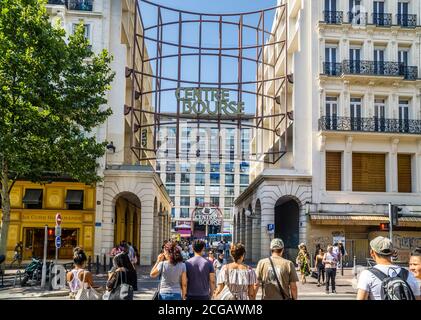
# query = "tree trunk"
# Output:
<box><xmin>0</xmin><ymin>159</ymin><xmax>11</xmax><ymax>256</ymax></box>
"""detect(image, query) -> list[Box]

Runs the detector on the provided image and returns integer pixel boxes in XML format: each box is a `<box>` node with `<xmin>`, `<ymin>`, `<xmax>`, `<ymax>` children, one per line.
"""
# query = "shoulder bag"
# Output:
<box><xmin>268</xmin><ymin>257</ymin><xmax>291</xmax><ymax>300</ymax></box>
<box><xmin>75</xmin><ymin>270</ymin><xmax>101</xmax><ymax>300</ymax></box>
<box><xmin>107</xmin><ymin>270</ymin><xmax>134</xmax><ymax>300</ymax></box>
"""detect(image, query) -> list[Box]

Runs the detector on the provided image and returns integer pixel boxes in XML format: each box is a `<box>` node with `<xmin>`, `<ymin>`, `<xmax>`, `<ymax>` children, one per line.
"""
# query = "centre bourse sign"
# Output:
<box><xmin>176</xmin><ymin>87</ymin><xmax>244</xmax><ymax>116</ymax></box>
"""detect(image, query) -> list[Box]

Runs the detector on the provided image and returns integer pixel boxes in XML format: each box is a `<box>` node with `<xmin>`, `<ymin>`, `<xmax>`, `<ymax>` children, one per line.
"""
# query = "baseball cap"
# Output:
<box><xmin>270</xmin><ymin>238</ymin><xmax>284</xmax><ymax>250</ymax></box>
<box><xmin>370</xmin><ymin>236</ymin><xmax>393</xmax><ymax>256</ymax></box>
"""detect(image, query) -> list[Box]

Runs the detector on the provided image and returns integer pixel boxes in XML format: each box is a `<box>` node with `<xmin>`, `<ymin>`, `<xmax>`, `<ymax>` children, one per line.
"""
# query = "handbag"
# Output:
<box><xmin>152</xmin><ymin>263</ymin><xmax>163</xmax><ymax>300</ymax></box>
<box><xmin>108</xmin><ymin>270</ymin><xmax>134</xmax><ymax>300</ymax></box>
<box><xmin>268</xmin><ymin>257</ymin><xmax>291</xmax><ymax>300</ymax></box>
<box><xmin>75</xmin><ymin>270</ymin><xmax>101</xmax><ymax>300</ymax></box>
<box><xmin>310</xmin><ymin>271</ymin><xmax>318</xmax><ymax>279</ymax></box>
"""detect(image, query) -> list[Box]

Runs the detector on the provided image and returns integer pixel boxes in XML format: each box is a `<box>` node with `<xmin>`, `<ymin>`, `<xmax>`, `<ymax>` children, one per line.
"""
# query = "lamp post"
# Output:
<box><xmin>41</xmin><ymin>225</ymin><xmax>48</xmax><ymax>288</ymax></box>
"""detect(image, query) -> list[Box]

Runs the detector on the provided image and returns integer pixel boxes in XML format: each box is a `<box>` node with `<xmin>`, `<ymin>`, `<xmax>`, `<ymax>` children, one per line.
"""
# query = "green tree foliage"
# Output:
<box><xmin>0</xmin><ymin>0</ymin><xmax>115</xmax><ymax>255</ymax></box>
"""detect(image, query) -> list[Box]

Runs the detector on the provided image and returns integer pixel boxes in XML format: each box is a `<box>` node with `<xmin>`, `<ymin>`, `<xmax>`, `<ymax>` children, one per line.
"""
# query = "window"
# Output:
<box><xmin>326</xmin><ymin>152</ymin><xmax>341</xmax><ymax>191</ymax></box>
<box><xmin>180</xmin><ymin>173</ymin><xmax>190</xmax><ymax>184</ymax></box>
<box><xmin>352</xmin><ymin>153</ymin><xmax>385</xmax><ymax>192</ymax></box>
<box><xmin>349</xmin><ymin>48</ymin><xmax>361</xmax><ymax>73</ymax></box>
<box><xmin>210</xmin><ymin>197</ymin><xmax>220</xmax><ymax>206</ymax></box>
<box><xmin>225</xmin><ymin>186</ymin><xmax>235</xmax><ymax>196</ymax></box>
<box><xmin>156</xmin><ymin>162</ymin><xmax>161</xmax><ymax>172</ymax></box>
<box><xmin>210</xmin><ymin>186</ymin><xmax>220</xmax><ymax>195</ymax></box>
<box><xmin>180</xmin><ymin>208</ymin><xmax>190</xmax><ymax>218</ymax></box>
<box><xmin>325</xmin><ymin>47</ymin><xmax>338</xmax><ymax>75</ymax></box>
<box><xmin>210</xmin><ymin>173</ymin><xmax>220</xmax><ymax>184</ymax></box>
<box><xmin>350</xmin><ymin>97</ymin><xmax>362</xmax><ymax>130</ymax></box>
<box><xmin>195</xmin><ymin>186</ymin><xmax>205</xmax><ymax>195</ymax></box>
<box><xmin>325</xmin><ymin>96</ymin><xmax>338</xmax><ymax>130</ymax></box>
<box><xmin>180</xmin><ymin>197</ymin><xmax>190</xmax><ymax>206</ymax></box>
<box><xmin>374</xmin><ymin>98</ymin><xmax>386</xmax><ymax>132</ymax></box>
<box><xmin>195</xmin><ymin>173</ymin><xmax>205</xmax><ymax>185</ymax></box>
<box><xmin>225</xmin><ymin>197</ymin><xmax>234</xmax><ymax>207</ymax></box>
<box><xmin>65</xmin><ymin>190</ymin><xmax>84</xmax><ymax>210</ymax></box>
<box><xmin>240</xmin><ymin>162</ymin><xmax>249</xmax><ymax>173</ymax></box>
<box><xmin>166</xmin><ymin>173</ymin><xmax>176</xmax><ymax>183</ymax></box>
<box><xmin>196</xmin><ymin>162</ymin><xmax>205</xmax><ymax>172</ymax></box>
<box><xmin>166</xmin><ymin>184</ymin><xmax>175</xmax><ymax>195</ymax></box>
<box><xmin>240</xmin><ymin>175</ymin><xmax>249</xmax><ymax>185</ymax></box>
<box><xmin>171</xmin><ymin>208</ymin><xmax>176</xmax><ymax>218</ymax></box>
<box><xmin>180</xmin><ymin>163</ymin><xmax>190</xmax><ymax>172</ymax></box>
<box><xmin>210</xmin><ymin>162</ymin><xmax>220</xmax><ymax>172</ymax></box>
<box><xmin>170</xmin><ymin>196</ymin><xmax>175</xmax><ymax>204</ymax></box>
<box><xmin>224</xmin><ymin>209</ymin><xmax>232</xmax><ymax>220</ymax></box>
<box><xmin>374</xmin><ymin>48</ymin><xmax>385</xmax><ymax>75</ymax></box>
<box><xmin>180</xmin><ymin>185</ymin><xmax>190</xmax><ymax>195</ymax></box>
<box><xmin>240</xmin><ymin>186</ymin><xmax>248</xmax><ymax>193</ymax></box>
<box><xmin>399</xmin><ymin>100</ymin><xmax>409</xmax><ymax>132</ymax></box>
<box><xmin>195</xmin><ymin>197</ymin><xmax>204</xmax><ymax>206</ymax></box>
<box><xmin>398</xmin><ymin>154</ymin><xmax>412</xmax><ymax>193</ymax></box>
<box><xmin>225</xmin><ymin>162</ymin><xmax>235</xmax><ymax>172</ymax></box>
<box><xmin>72</xmin><ymin>23</ymin><xmax>91</xmax><ymax>42</ymax></box>
<box><xmin>23</xmin><ymin>189</ymin><xmax>43</xmax><ymax>209</ymax></box>
<box><xmin>166</xmin><ymin>162</ymin><xmax>176</xmax><ymax>172</ymax></box>
<box><xmin>225</xmin><ymin>174</ymin><xmax>235</xmax><ymax>185</ymax></box>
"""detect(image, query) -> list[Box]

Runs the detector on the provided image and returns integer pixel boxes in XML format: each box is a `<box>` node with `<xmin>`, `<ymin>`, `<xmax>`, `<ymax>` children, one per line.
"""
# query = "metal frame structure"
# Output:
<box><xmin>127</xmin><ymin>0</ymin><xmax>290</xmax><ymax>164</ymax></box>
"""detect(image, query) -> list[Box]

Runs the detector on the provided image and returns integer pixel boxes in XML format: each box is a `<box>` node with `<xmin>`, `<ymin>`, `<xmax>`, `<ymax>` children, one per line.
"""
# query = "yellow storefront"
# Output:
<box><xmin>1</xmin><ymin>181</ymin><xmax>96</xmax><ymax>261</ymax></box>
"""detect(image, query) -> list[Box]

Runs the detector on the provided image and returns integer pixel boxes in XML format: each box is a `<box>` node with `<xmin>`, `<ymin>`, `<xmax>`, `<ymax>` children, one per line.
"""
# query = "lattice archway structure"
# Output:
<box><xmin>127</xmin><ymin>0</ymin><xmax>291</xmax><ymax>165</ymax></box>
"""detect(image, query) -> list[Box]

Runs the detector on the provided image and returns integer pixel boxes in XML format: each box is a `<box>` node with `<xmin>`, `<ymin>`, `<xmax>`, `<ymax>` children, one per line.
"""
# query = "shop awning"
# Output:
<box><xmin>65</xmin><ymin>190</ymin><xmax>84</xmax><ymax>205</ymax></box>
<box><xmin>310</xmin><ymin>214</ymin><xmax>421</xmax><ymax>227</ymax></box>
<box><xmin>22</xmin><ymin>189</ymin><xmax>43</xmax><ymax>205</ymax></box>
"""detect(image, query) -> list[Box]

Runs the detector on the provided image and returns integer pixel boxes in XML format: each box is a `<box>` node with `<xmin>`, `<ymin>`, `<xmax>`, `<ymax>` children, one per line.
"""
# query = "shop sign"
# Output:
<box><xmin>175</xmin><ymin>87</ymin><xmax>245</xmax><ymax>116</ymax></box>
<box><xmin>194</xmin><ymin>207</ymin><xmax>222</xmax><ymax>226</ymax></box>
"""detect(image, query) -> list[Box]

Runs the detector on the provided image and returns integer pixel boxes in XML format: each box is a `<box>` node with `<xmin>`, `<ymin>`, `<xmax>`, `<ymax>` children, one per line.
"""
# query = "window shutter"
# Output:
<box><xmin>398</xmin><ymin>154</ymin><xmax>412</xmax><ymax>193</ymax></box>
<box><xmin>352</xmin><ymin>153</ymin><xmax>385</xmax><ymax>192</ymax></box>
<box><xmin>326</xmin><ymin>152</ymin><xmax>341</xmax><ymax>191</ymax></box>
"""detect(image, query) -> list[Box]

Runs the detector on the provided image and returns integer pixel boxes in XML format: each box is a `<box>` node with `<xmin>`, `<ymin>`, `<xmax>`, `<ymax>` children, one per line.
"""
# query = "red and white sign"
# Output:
<box><xmin>55</xmin><ymin>213</ymin><xmax>62</xmax><ymax>225</ymax></box>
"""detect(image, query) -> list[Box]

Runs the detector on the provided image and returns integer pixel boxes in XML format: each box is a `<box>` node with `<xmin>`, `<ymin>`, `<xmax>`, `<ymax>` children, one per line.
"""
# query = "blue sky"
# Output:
<box><xmin>138</xmin><ymin>0</ymin><xmax>278</xmax><ymax>114</ymax></box>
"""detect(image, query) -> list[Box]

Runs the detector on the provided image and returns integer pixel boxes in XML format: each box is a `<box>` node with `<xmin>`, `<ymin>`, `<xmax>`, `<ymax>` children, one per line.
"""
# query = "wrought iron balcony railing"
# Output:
<box><xmin>323</xmin><ymin>62</ymin><xmax>342</xmax><ymax>76</ymax></box>
<box><xmin>339</xmin><ymin>60</ymin><xmax>418</xmax><ymax>80</ymax></box>
<box><xmin>397</xmin><ymin>14</ymin><xmax>417</xmax><ymax>28</ymax></box>
<box><xmin>372</xmin><ymin>13</ymin><xmax>392</xmax><ymax>26</ymax></box>
<box><xmin>348</xmin><ymin>12</ymin><xmax>368</xmax><ymax>25</ymax></box>
<box><xmin>323</xmin><ymin>11</ymin><xmax>343</xmax><ymax>24</ymax></box>
<box><xmin>47</xmin><ymin>0</ymin><xmax>93</xmax><ymax>11</ymax></box>
<box><xmin>319</xmin><ymin>116</ymin><xmax>421</xmax><ymax>134</ymax></box>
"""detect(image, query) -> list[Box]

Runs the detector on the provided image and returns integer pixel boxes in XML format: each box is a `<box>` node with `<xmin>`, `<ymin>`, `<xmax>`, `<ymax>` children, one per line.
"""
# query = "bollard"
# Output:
<box><xmin>88</xmin><ymin>256</ymin><xmax>91</xmax><ymax>272</ymax></box>
<box><xmin>96</xmin><ymin>255</ymin><xmax>99</xmax><ymax>275</ymax></box>
<box><xmin>353</xmin><ymin>256</ymin><xmax>357</xmax><ymax>277</ymax></box>
<box><xmin>103</xmin><ymin>254</ymin><xmax>106</xmax><ymax>273</ymax></box>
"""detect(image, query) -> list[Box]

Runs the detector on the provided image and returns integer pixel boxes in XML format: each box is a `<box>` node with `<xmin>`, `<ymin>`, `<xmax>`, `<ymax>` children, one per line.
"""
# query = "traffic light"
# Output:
<box><xmin>380</xmin><ymin>223</ymin><xmax>389</xmax><ymax>231</ymax></box>
<box><xmin>391</xmin><ymin>205</ymin><xmax>403</xmax><ymax>227</ymax></box>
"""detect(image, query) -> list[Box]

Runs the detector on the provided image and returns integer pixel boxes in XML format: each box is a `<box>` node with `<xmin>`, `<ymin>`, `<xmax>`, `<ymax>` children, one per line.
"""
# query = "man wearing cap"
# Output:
<box><xmin>357</xmin><ymin>236</ymin><xmax>420</xmax><ymax>300</ymax></box>
<box><xmin>254</xmin><ymin>238</ymin><xmax>299</xmax><ymax>300</ymax></box>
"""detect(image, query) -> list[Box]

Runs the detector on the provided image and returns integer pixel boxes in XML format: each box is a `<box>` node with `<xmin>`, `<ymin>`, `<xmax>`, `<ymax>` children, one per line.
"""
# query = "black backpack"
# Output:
<box><xmin>369</xmin><ymin>267</ymin><xmax>416</xmax><ymax>300</ymax></box>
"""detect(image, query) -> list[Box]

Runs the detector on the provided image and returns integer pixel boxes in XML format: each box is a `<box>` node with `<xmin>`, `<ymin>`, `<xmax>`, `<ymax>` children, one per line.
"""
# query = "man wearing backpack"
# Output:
<box><xmin>357</xmin><ymin>236</ymin><xmax>420</xmax><ymax>300</ymax></box>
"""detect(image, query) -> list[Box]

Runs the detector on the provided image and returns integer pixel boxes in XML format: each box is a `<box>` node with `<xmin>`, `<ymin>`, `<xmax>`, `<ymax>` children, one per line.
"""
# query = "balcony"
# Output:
<box><xmin>372</xmin><ymin>13</ymin><xmax>392</xmax><ymax>26</ymax></box>
<box><xmin>323</xmin><ymin>11</ymin><xmax>343</xmax><ymax>24</ymax></box>
<box><xmin>397</xmin><ymin>14</ymin><xmax>417</xmax><ymax>28</ymax></box>
<box><xmin>348</xmin><ymin>11</ymin><xmax>368</xmax><ymax>25</ymax></box>
<box><xmin>323</xmin><ymin>61</ymin><xmax>418</xmax><ymax>80</ymax></box>
<box><xmin>319</xmin><ymin>116</ymin><xmax>421</xmax><ymax>134</ymax></box>
<box><xmin>47</xmin><ymin>0</ymin><xmax>93</xmax><ymax>11</ymax></box>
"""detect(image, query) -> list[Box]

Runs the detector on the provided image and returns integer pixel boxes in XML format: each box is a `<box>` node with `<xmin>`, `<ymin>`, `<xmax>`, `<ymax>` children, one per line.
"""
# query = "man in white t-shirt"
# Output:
<box><xmin>357</xmin><ymin>236</ymin><xmax>420</xmax><ymax>300</ymax></box>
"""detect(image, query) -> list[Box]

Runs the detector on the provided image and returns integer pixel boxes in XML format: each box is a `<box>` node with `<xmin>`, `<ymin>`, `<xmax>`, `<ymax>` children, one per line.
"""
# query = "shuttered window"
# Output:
<box><xmin>352</xmin><ymin>153</ymin><xmax>385</xmax><ymax>192</ymax></box>
<box><xmin>326</xmin><ymin>152</ymin><xmax>341</xmax><ymax>191</ymax></box>
<box><xmin>398</xmin><ymin>154</ymin><xmax>412</xmax><ymax>193</ymax></box>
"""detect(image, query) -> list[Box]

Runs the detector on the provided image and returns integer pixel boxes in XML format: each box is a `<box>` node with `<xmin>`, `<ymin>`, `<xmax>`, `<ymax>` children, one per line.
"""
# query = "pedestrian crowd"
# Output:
<box><xmin>65</xmin><ymin>236</ymin><xmax>421</xmax><ymax>300</ymax></box>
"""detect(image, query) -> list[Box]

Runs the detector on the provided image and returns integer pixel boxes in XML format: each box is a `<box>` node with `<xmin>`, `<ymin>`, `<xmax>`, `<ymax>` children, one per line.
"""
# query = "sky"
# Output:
<box><xmin>137</xmin><ymin>0</ymin><xmax>278</xmax><ymax>114</ymax></box>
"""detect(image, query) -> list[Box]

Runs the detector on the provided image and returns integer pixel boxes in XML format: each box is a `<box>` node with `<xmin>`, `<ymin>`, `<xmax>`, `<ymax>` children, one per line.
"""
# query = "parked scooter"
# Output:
<box><xmin>20</xmin><ymin>257</ymin><xmax>53</xmax><ymax>287</ymax></box>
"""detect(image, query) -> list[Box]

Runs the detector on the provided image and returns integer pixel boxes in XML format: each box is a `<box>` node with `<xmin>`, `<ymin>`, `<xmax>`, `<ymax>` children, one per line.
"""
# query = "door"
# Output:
<box><xmin>326</xmin><ymin>96</ymin><xmax>338</xmax><ymax>129</ymax></box>
<box><xmin>350</xmin><ymin>97</ymin><xmax>362</xmax><ymax>130</ymax></box>
<box><xmin>374</xmin><ymin>99</ymin><xmax>386</xmax><ymax>132</ymax></box>
<box><xmin>325</xmin><ymin>47</ymin><xmax>338</xmax><ymax>75</ymax></box>
<box><xmin>398</xmin><ymin>2</ymin><xmax>409</xmax><ymax>26</ymax></box>
<box><xmin>354</xmin><ymin>239</ymin><xmax>369</xmax><ymax>265</ymax></box>
<box><xmin>398</xmin><ymin>50</ymin><xmax>409</xmax><ymax>78</ymax></box>
<box><xmin>349</xmin><ymin>48</ymin><xmax>361</xmax><ymax>73</ymax></box>
<box><xmin>374</xmin><ymin>49</ymin><xmax>385</xmax><ymax>75</ymax></box>
<box><xmin>399</xmin><ymin>100</ymin><xmax>409</xmax><ymax>132</ymax></box>
<box><xmin>373</xmin><ymin>1</ymin><xmax>385</xmax><ymax>25</ymax></box>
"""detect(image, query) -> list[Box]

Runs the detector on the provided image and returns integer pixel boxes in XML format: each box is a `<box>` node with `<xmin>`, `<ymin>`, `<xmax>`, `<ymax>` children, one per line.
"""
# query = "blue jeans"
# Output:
<box><xmin>159</xmin><ymin>292</ymin><xmax>182</xmax><ymax>300</ymax></box>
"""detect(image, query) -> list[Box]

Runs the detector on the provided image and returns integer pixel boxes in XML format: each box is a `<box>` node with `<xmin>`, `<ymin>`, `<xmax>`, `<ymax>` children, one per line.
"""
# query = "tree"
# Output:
<box><xmin>0</xmin><ymin>0</ymin><xmax>115</xmax><ymax>256</ymax></box>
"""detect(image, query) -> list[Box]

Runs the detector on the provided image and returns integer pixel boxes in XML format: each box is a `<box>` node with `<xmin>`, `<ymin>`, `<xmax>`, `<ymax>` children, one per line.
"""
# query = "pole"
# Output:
<box><xmin>353</xmin><ymin>256</ymin><xmax>357</xmax><ymax>277</ymax></box>
<box><xmin>388</xmin><ymin>202</ymin><xmax>393</xmax><ymax>241</ymax></box>
<box><xmin>41</xmin><ymin>225</ymin><xmax>48</xmax><ymax>288</ymax></box>
<box><xmin>341</xmin><ymin>254</ymin><xmax>344</xmax><ymax>276</ymax></box>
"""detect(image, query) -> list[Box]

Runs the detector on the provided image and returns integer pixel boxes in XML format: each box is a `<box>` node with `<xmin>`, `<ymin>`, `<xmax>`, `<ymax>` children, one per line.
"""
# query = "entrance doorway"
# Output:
<box><xmin>274</xmin><ymin>197</ymin><xmax>300</xmax><ymax>260</ymax></box>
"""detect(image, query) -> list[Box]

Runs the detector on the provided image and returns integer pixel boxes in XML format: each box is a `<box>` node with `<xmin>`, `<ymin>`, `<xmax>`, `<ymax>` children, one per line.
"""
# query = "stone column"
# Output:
<box><xmin>389</xmin><ymin>138</ymin><xmax>399</xmax><ymax>193</ymax></box>
<box><xmin>320</xmin><ymin>135</ymin><xmax>327</xmax><ymax>192</ymax></box>
<box><xmin>251</xmin><ymin>216</ymin><xmax>261</xmax><ymax>263</ymax></box>
<box><xmin>245</xmin><ymin>217</ymin><xmax>253</xmax><ymax>261</ymax></box>
<box><xmin>140</xmin><ymin>198</ymin><xmax>155</xmax><ymax>265</ymax></box>
<box><xmin>344</xmin><ymin>136</ymin><xmax>353</xmax><ymax>192</ymax></box>
<box><xmin>260</xmin><ymin>203</ymin><xmax>275</xmax><ymax>259</ymax></box>
<box><xmin>415</xmin><ymin>140</ymin><xmax>421</xmax><ymax>193</ymax></box>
